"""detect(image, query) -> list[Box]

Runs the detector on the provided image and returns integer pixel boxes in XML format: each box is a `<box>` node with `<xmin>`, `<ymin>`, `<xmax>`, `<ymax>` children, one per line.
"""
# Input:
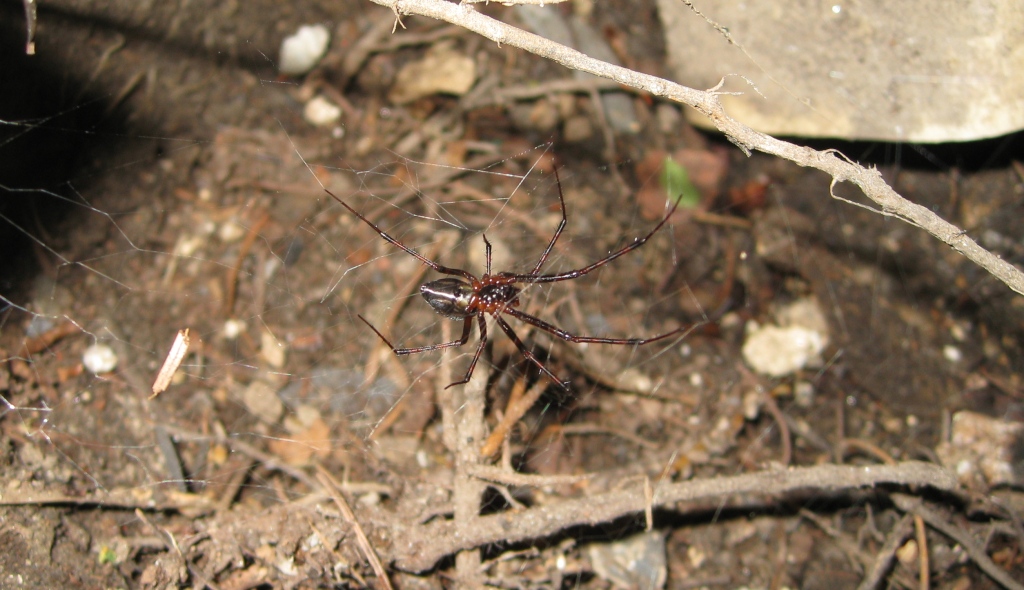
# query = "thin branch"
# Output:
<box><xmin>449</xmin><ymin>330</ymin><xmax>490</xmax><ymax>586</ymax></box>
<box><xmin>480</xmin><ymin>378</ymin><xmax>547</xmax><ymax>458</ymax></box>
<box><xmin>468</xmin><ymin>463</ymin><xmax>593</xmax><ymax>487</ymax></box>
<box><xmin>364</xmin><ymin>0</ymin><xmax>1024</xmax><ymax>297</ymax></box>
<box><xmin>839</xmin><ymin>438</ymin><xmax>932</xmax><ymax>589</ymax></box>
<box><xmin>390</xmin><ymin>460</ymin><xmax>958</xmax><ymax>572</ymax></box>
<box><xmin>892</xmin><ymin>494</ymin><xmax>1024</xmax><ymax>590</ymax></box>
<box><xmin>316</xmin><ymin>466</ymin><xmax>394</xmax><ymax>590</ymax></box>
<box><xmin>135</xmin><ymin>508</ymin><xmax>222</xmax><ymax>590</ymax></box>
<box><xmin>856</xmin><ymin>514</ymin><xmax>916</xmax><ymax>590</ymax></box>
<box><xmin>0</xmin><ymin>487</ymin><xmax>215</xmax><ymax>510</ymax></box>
<box><xmin>461</xmin><ymin>77</ymin><xmax>628</xmax><ymax>110</ymax></box>
<box><xmin>462</xmin><ymin>0</ymin><xmax>568</xmax><ymax>5</ymax></box>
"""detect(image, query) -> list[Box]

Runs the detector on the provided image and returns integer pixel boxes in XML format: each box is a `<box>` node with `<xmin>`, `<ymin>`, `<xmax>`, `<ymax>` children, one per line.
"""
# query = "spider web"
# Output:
<box><xmin>0</xmin><ymin>99</ymin><xmax>687</xmax><ymax>508</ymax></box>
<box><xmin>3</xmin><ymin>4</ymin><xmax>1017</xmax><ymax>587</ymax></box>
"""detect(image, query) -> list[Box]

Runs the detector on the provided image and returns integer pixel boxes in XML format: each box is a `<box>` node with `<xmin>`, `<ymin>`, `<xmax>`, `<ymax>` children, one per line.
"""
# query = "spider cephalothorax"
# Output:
<box><xmin>329</xmin><ymin>170</ymin><xmax>690</xmax><ymax>391</ymax></box>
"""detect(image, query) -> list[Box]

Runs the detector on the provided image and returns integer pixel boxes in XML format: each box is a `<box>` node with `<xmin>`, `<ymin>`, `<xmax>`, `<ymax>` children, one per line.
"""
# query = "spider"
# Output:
<box><xmin>327</xmin><ymin>172</ymin><xmax>688</xmax><ymax>391</ymax></box>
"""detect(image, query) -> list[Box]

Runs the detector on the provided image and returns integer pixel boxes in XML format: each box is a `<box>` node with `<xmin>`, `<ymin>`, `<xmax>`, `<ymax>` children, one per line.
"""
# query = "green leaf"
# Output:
<box><xmin>660</xmin><ymin>156</ymin><xmax>700</xmax><ymax>208</ymax></box>
<box><xmin>98</xmin><ymin>545</ymin><xmax>118</xmax><ymax>565</ymax></box>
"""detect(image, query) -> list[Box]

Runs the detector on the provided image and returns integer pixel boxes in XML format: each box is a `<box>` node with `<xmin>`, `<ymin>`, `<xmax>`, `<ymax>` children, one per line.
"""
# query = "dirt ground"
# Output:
<box><xmin>2</xmin><ymin>1</ymin><xmax>1023</xmax><ymax>589</ymax></box>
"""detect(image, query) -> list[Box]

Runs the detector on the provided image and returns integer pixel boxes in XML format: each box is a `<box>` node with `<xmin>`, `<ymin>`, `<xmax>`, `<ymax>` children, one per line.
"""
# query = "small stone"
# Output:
<box><xmin>935</xmin><ymin>411</ymin><xmax>1024</xmax><ymax>487</ymax></box>
<box><xmin>742</xmin><ymin>297</ymin><xmax>830</xmax><ymax>377</ymax></box>
<box><xmin>223</xmin><ymin>319</ymin><xmax>246</xmax><ymax>340</ymax></box>
<box><xmin>896</xmin><ymin>539</ymin><xmax>918</xmax><ymax>566</ymax></box>
<box><xmin>794</xmin><ymin>380</ymin><xmax>814</xmax><ymax>407</ymax></box>
<box><xmin>279</xmin><ymin>24</ymin><xmax>330</xmax><ymax>76</ymax></box>
<box><xmin>687</xmin><ymin>543</ymin><xmax>707</xmax><ymax>568</ymax></box>
<box><xmin>943</xmin><ymin>344</ymin><xmax>962</xmax><ymax>363</ymax></box>
<box><xmin>588</xmin><ymin>531</ymin><xmax>667</xmax><ymax>589</ymax></box>
<box><xmin>218</xmin><ymin>218</ymin><xmax>245</xmax><ymax>242</ymax></box>
<box><xmin>242</xmin><ymin>380</ymin><xmax>284</xmax><ymax>425</ymax></box>
<box><xmin>304</xmin><ymin>96</ymin><xmax>342</xmax><ymax>127</ymax></box>
<box><xmin>260</xmin><ymin>330</ymin><xmax>287</xmax><ymax>369</ymax></box>
<box><xmin>742</xmin><ymin>389</ymin><xmax>762</xmax><ymax>420</ymax></box>
<box><xmin>562</xmin><ymin>115</ymin><xmax>593</xmax><ymax>142</ymax></box>
<box><xmin>388</xmin><ymin>43</ymin><xmax>476</xmax><ymax>104</ymax></box>
<box><xmin>742</xmin><ymin>324</ymin><xmax>827</xmax><ymax>377</ymax></box>
<box><xmin>83</xmin><ymin>343</ymin><xmax>118</xmax><ymax>374</ymax></box>
<box><xmin>950</xmin><ymin>321</ymin><xmax>970</xmax><ymax>342</ymax></box>
<box><xmin>358</xmin><ymin>492</ymin><xmax>381</xmax><ymax>507</ymax></box>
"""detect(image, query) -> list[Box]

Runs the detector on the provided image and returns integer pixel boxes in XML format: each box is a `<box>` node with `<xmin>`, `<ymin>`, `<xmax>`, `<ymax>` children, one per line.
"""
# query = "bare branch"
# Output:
<box><xmin>364</xmin><ymin>0</ymin><xmax>1024</xmax><ymax>297</ymax></box>
<box><xmin>389</xmin><ymin>460</ymin><xmax>957</xmax><ymax>572</ymax></box>
<box><xmin>892</xmin><ymin>494</ymin><xmax>1024</xmax><ymax>590</ymax></box>
<box><xmin>462</xmin><ymin>0</ymin><xmax>568</xmax><ymax>5</ymax></box>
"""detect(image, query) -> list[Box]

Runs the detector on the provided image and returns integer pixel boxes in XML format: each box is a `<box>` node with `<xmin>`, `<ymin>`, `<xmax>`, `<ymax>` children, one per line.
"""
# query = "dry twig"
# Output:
<box><xmin>892</xmin><ymin>494</ymin><xmax>1024</xmax><ymax>590</ymax></box>
<box><xmin>390</xmin><ymin>460</ymin><xmax>957</xmax><ymax>571</ymax></box>
<box><xmin>468</xmin><ymin>463</ymin><xmax>592</xmax><ymax>488</ymax></box>
<box><xmin>856</xmin><ymin>515</ymin><xmax>916</xmax><ymax>590</ymax></box>
<box><xmin>840</xmin><ymin>438</ymin><xmax>931</xmax><ymax>589</ymax></box>
<box><xmin>480</xmin><ymin>378</ymin><xmax>548</xmax><ymax>457</ymax></box>
<box><xmin>443</xmin><ymin>323</ymin><xmax>490</xmax><ymax>587</ymax></box>
<box><xmin>150</xmin><ymin>328</ymin><xmax>190</xmax><ymax>398</ymax></box>
<box><xmin>363</xmin><ymin>0</ymin><xmax>1024</xmax><ymax>297</ymax></box>
<box><xmin>224</xmin><ymin>211</ymin><xmax>269</xmax><ymax>317</ymax></box>
<box><xmin>20</xmin><ymin>320</ymin><xmax>79</xmax><ymax>355</ymax></box>
<box><xmin>316</xmin><ymin>466</ymin><xmax>394</xmax><ymax>590</ymax></box>
<box><xmin>134</xmin><ymin>508</ymin><xmax>221</xmax><ymax>590</ymax></box>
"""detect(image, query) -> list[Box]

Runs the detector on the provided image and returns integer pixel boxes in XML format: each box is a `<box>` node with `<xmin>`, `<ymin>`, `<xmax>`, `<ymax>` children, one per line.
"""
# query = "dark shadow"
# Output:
<box><xmin>782</xmin><ymin>131</ymin><xmax>1024</xmax><ymax>172</ymax></box>
<box><xmin>0</xmin><ymin>7</ymin><xmax>133</xmax><ymax>310</ymax></box>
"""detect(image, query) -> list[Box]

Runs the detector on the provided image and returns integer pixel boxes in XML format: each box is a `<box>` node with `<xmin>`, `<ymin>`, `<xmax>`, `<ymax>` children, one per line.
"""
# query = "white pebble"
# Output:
<box><xmin>742</xmin><ymin>297</ymin><xmax>830</xmax><ymax>377</ymax></box>
<box><xmin>223</xmin><ymin>319</ymin><xmax>246</xmax><ymax>340</ymax></box>
<box><xmin>742</xmin><ymin>390</ymin><xmax>762</xmax><ymax>420</ymax></box>
<box><xmin>173</xmin><ymin>235</ymin><xmax>204</xmax><ymax>257</ymax></box>
<box><xmin>794</xmin><ymin>380</ymin><xmax>814</xmax><ymax>408</ymax></box>
<box><xmin>950</xmin><ymin>322</ymin><xmax>969</xmax><ymax>342</ymax></box>
<box><xmin>279</xmin><ymin>24</ymin><xmax>330</xmax><ymax>76</ymax></box>
<box><xmin>943</xmin><ymin>344</ymin><xmax>962</xmax><ymax>363</ymax></box>
<box><xmin>260</xmin><ymin>330</ymin><xmax>287</xmax><ymax>369</ymax></box>
<box><xmin>358</xmin><ymin>492</ymin><xmax>381</xmax><ymax>507</ymax></box>
<box><xmin>742</xmin><ymin>324</ymin><xmax>826</xmax><ymax>377</ymax></box>
<box><xmin>303</xmin><ymin>96</ymin><xmax>342</xmax><ymax>126</ymax></box>
<box><xmin>83</xmin><ymin>343</ymin><xmax>118</xmax><ymax>374</ymax></box>
<box><xmin>218</xmin><ymin>218</ymin><xmax>246</xmax><ymax>243</ymax></box>
<box><xmin>936</xmin><ymin>411</ymin><xmax>1024</xmax><ymax>487</ymax></box>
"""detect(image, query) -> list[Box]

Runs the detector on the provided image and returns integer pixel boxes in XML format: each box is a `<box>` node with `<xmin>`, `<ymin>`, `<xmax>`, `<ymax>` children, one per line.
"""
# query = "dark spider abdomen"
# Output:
<box><xmin>421</xmin><ymin>278</ymin><xmax>475</xmax><ymax>319</ymax></box>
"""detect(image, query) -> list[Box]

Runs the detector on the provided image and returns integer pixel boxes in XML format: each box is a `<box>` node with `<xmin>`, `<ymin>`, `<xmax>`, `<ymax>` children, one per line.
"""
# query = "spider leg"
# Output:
<box><xmin>505</xmin><ymin>307</ymin><xmax>696</xmax><ymax>346</ymax></box>
<box><xmin>444</xmin><ymin>314</ymin><xmax>489</xmax><ymax>389</ymax></box>
<box><xmin>359</xmin><ymin>314</ymin><xmax>472</xmax><ymax>355</ymax></box>
<box><xmin>482</xmin><ymin>234</ymin><xmax>493</xmax><ymax>276</ymax></box>
<box><xmin>512</xmin><ymin>198</ymin><xmax>681</xmax><ymax>284</ymax></box>
<box><xmin>326</xmin><ymin>190</ymin><xmax>476</xmax><ymax>282</ymax></box>
<box><xmin>493</xmin><ymin>315</ymin><xmax>571</xmax><ymax>392</ymax></box>
<box><xmin>528</xmin><ymin>167</ymin><xmax>568</xmax><ymax>276</ymax></box>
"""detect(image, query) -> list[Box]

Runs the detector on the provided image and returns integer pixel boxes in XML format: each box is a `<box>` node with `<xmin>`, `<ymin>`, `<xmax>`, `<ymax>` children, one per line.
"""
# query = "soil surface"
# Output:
<box><xmin>2</xmin><ymin>1</ymin><xmax>1023</xmax><ymax>589</ymax></box>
